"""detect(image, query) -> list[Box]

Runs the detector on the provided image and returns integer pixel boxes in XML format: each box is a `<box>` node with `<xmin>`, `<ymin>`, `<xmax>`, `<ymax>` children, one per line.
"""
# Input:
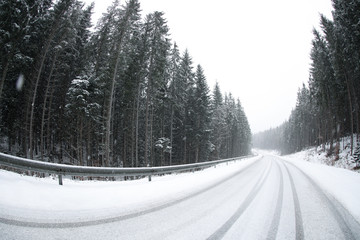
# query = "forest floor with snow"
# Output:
<box><xmin>283</xmin><ymin>136</ymin><xmax>359</xmax><ymax>173</ymax></box>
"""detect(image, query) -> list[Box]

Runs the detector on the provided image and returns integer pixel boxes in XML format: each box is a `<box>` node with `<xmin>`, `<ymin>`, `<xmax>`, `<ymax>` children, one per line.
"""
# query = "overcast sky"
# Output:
<box><xmin>84</xmin><ymin>0</ymin><xmax>333</xmax><ymax>133</ymax></box>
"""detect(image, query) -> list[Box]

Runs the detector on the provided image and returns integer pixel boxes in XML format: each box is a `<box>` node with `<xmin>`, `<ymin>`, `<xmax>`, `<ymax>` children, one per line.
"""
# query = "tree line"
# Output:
<box><xmin>0</xmin><ymin>0</ymin><xmax>251</xmax><ymax>167</ymax></box>
<box><xmin>253</xmin><ymin>0</ymin><xmax>360</xmax><ymax>162</ymax></box>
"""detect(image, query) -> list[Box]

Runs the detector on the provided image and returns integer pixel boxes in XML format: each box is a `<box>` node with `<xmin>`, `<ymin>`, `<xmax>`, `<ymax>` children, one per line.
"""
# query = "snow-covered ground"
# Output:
<box><xmin>0</xmin><ymin>156</ymin><xmax>260</xmax><ymax>223</ymax></box>
<box><xmin>284</xmin><ymin>136</ymin><xmax>358</xmax><ymax>171</ymax></box>
<box><xmin>1</xmin><ymin>152</ymin><xmax>360</xmax><ymax>239</ymax></box>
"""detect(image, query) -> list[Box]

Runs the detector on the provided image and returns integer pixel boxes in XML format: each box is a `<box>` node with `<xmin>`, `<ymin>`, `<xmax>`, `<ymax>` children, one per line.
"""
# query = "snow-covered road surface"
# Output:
<box><xmin>1</xmin><ymin>153</ymin><xmax>360</xmax><ymax>239</ymax></box>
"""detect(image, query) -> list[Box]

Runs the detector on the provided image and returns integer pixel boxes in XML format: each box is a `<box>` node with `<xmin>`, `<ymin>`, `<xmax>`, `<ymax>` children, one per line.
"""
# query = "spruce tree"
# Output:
<box><xmin>168</xmin><ymin>43</ymin><xmax>181</xmax><ymax>165</ymax></box>
<box><xmin>142</xmin><ymin>11</ymin><xmax>170</xmax><ymax>167</ymax></box>
<box><xmin>210</xmin><ymin>82</ymin><xmax>225</xmax><ymax>160</ymax></box>
<box><xmin>193</xmin><ymin>65</ymin><xmax>211</xmax><ymax>162</ymax></box>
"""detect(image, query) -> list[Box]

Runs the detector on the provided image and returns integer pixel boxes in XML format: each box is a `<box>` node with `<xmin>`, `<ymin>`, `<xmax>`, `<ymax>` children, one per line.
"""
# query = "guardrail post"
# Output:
<box><xmin>147</xmin><ymin>163</ymin><xmax>152</xmax><ymax>181</ymax></box>
<box><xmin>58</xmin><ymin>174</ymin><xmax>63</xmax><ymax>185</ymax></box>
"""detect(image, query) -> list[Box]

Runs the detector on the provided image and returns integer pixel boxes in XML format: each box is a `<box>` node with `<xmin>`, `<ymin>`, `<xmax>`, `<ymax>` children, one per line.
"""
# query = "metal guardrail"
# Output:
<box><xmin>0</xmin><ymin>152</ymin><xmax>250</xmax><ymax>185</ymax></box>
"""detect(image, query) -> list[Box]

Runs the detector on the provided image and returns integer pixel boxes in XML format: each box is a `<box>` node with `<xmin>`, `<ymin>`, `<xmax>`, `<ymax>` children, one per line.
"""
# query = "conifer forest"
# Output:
<box><xmin>0</xmin><ymin>0</ymin><xmax>252</xmax><ymax>167</ymax></box>
<box><xmin>253</xmin><ymin>0</ymin><xmax>360</xmax><ymax>161</ymax></box>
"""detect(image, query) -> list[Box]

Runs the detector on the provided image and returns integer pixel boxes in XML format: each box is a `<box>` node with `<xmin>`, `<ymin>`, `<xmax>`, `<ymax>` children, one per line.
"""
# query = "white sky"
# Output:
<box><xmin>84</xmin><ymin>0</ymin><xmax>333</xmax><ymax>133</ymax></box>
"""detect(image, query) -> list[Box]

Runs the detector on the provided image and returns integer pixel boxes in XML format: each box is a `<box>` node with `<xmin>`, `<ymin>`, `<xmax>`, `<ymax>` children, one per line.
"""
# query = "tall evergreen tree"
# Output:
<box><xmin>193</xmin><ymin>65</ymin><xmax>211</xmax><ymax>162</ymax></box>
<box><xmin>0</xmin><ymin>0</ymin><xmax>252</xmax><ymax>168</ymax></box>
<box><xmin>174</xmin><ymin>50</ymin><xmax>194</xmax><ymax>164</ymax></box>
<box><xmin>168</xmin><ymin>42</ymin><xmax>181</xmax><ymax>165</ymax></box>
<box><xmin>141</xmin><ymin>11</ymin><xmax>170</xmax><ymax>167</ymax></box>
<box><xmin>210</xmin><ymin>82</ymin><xmax>225</xmax><ymax>159</ymax></box>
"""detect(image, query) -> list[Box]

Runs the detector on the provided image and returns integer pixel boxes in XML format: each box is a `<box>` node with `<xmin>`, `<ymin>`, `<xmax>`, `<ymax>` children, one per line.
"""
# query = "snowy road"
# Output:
<box><xmin>1</xmin><ymin>154</ymin><xmax>360</xmax><ymax>239</ymax></box>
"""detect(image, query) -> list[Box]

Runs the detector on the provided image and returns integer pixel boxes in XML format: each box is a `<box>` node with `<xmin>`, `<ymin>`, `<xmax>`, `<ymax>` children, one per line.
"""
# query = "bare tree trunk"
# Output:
<box><xmin>22</xmin><ymin>90</ymin><xmax>32</xmax><ymax>157</ymax></box>
<box><xmin>169</xmin><ymin>106</ymin><xmax>174</xmax><ymax>165</ymax></box>
<box><xmin>150</xmin><ymin>104</ymin><xmax>154</xmax><ymax>166</ymax></box>
<box><xmin>195</xmin><ymin>144</ymin><xmax>199</xmax><ymax>163</ymax></box>
<box><xmin>135</xmin><ymin>83</ymin><xmax>141</xmax><ymax>167</ymax></box>
<box><xmin>29</xmin><ymin>52</ymin><xmax>48</xmax><ymax>159</ymax></box>
<box><xmin>195</xmin><ymin>117</ymin><xmax>200</xmax><ymax>163</ymax></box>
<box><xmin>79</xmin><ymin>117</ymin><xmax>83</xmax><ymax>165</ymax></box>
<box><xmin>46</xmin><ymin>86</ymin><xmax>55</xmax><ymax>160</ymax></box>
<box><xmin>183</xmin><ymin>134</ymin><xmax>187</xmax><ymax>164</ymax></box>
<box><xmin>344</xmin><ymin>73</ymin><xmax>354</xmax><ymax>154</ymax></box>
<box><xmin>131</xmin><ymin>99</ymin><xmax>136</xmax><ymax>167</ymax></box>
<box><xmin>160</xmin><ymin>106</ymin><xmax>165</xmax><ymax>166</ymax></box>
<box><xmin>144</xmin><ymin>79</ymin><xmax>151</xmax><ymax>167</ymax></box>
<box><xmin>86</xmin><ymin>121</ymin><xmax>91</xmax><ymax>166</ymax></box>
<box><xmin>29</xmin><ymin>1</ymin><xmax>70</xmax><ymax>159</ymax></box>
<box><xmin>144</xmin><ymin>36</ymin><xmax>155</xmax><ymax>167</ymax></box>
<box><xmin>40</xmin><ymin>53</ymin><xmax>57</xmax><ymax>161</ymax></box>
<box><xmin>353</xmin><ymin>99</ymin><xmax>359</xmax><ymax>143</ymax></box>
<box><xmin>328</xmin><ymin>114</ymin><xmax>334</xmax><ymax>155</ymax></box>
<box><xmin>0</xmin><ymin>59</ymin><xmax>10</xmax><ymax>101</ymax></box>
<box><xmin>104</xmin><ymin>2</ymin><xmax>135</xmax><ymax>166</ymax></box>
<box><xmin>104</xmin><ymin>63</ymin><xmax>118</xmax><ymax>166</ymax></box>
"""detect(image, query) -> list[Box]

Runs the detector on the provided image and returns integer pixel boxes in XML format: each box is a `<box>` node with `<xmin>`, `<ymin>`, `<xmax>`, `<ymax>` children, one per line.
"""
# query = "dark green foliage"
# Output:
<box><xmin>209</xmin><ymin>84</ymin><xmax>251</xmax><ymax>159</ymax></box>
<box><xmin>193</xmin><ymin>65</ymin><xmax>211</xmax><ymax>162</ymax></box>
<box><xmin>0</xmin><ymin>0</ymin><xmax>251</xmax><ymax>166</ymax></box>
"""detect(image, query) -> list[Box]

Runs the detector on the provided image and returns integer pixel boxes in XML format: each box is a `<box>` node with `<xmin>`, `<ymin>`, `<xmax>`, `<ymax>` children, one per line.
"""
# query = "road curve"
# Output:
<box><xmin>1</xmin><ymin>154</ymin><xmax>360</xmax><ymax>240</ymax></box>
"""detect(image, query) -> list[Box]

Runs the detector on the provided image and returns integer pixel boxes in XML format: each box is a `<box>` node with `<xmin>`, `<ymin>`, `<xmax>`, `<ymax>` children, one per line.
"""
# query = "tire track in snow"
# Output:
<box><xmin>150</xmin><ymin>158</ymin><xmax>269</xmax><ymax>238</ymax></box>
<box><xmin>207</xmin><ymin>158</ymin><xmax>273</xmax><ymax>240</ymax></box>
<box><xmin>266</xmin><ymin>159</ymin><xmax>284</xmax><ymax>240</ymax></box>
<box><xmin>0</xmin><ymin>157</ymin><xmax>263</xmax><ymax>229</ymax></box>
<box><xmin>283</xmin><ymin>162</ymin><xmax>304</xmax><ymax>240</ymax></box>
<box><xmin>285</xmin><ymin>161</ymin><xmax>360</xmax><ymax>240</ymax></box>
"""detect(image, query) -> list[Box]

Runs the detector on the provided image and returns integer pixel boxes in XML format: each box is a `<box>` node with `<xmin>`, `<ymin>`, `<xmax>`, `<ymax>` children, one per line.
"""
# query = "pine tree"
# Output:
<box><xmin>142</xmin><ymin>11</ymin><xmax>171</xmax><ymax>167</ymax></box>
<box><xmin>193</xmin><ymin>65</ymin><xmax>211</xmax><ymax>162</ymax></box>
<box><xmin>119</xmin><ymin>16</ymin><xmax>147</xmax><ymax>167</ymax></box>
<box><xmin>27</xmin><ymin>0</ymin><xmax>75</xmax><ymax>159</ymax></box>
<box><xmin>210</xmin><ymin>82</ymin><xmax>225</xmax><ymax>159</ymax></box>
<box><xmin>0</xmin><ymin>0</ymin><xmax>254</xmax><ymax>167</ymax></box>
<box><xmin>320</xmin><ymin>15</ymin><xmax>349</xmax><ymax>151</ymax></box>
<box><xmin>168</xmin><ymin>43</ymin><xmax>181</xmax><ymax>165</ymax></box>
<box><xmin>236</xmin><ymin>99</ymin><xmax>251</xmax><ymax>156</ymax></box>
<box><xmin>175</xmin><ymin>50</ymin><xmax>194</xmax><ymax>164</ymax></box>
<box><xmin>90</xmin><ymin>0</ymin><xmax>141</xmax><ymax>166</ymax></box>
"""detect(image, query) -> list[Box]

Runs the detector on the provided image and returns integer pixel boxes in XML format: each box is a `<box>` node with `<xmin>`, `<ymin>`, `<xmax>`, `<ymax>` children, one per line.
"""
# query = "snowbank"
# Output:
<box><xmin>285</xmin><ymin>147</ymin><xmax>356</xmax><ymax>171</ymax></box>
<box><xmin>284</xmin><ymin>135</ymin><xmax>359</xmax><ymax>172</ymax></box>
<box><xmin>0</xmin><ymin>155</ymin><xmax>260</xmax><ymax>222</ymax></box>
